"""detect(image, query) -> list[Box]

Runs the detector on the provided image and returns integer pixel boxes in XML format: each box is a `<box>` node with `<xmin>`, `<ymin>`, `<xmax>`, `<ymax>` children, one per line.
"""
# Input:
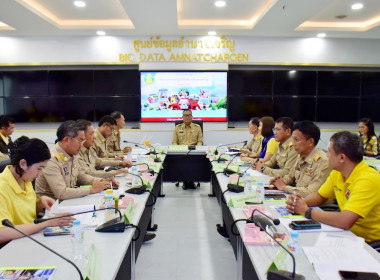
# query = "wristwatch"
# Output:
<box><xmin>305</xmin><ymin>208</ymin><xmax>313</xmax><ymax>219</ymax></box>
<box><xmin>260</xmin><ymin>166</ymin><xmax>265</xmax><ymax>172</ymax></box>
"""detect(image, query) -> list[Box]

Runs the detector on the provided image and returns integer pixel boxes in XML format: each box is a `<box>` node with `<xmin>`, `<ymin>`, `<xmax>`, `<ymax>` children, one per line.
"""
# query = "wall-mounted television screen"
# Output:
<box><xmin>140</xmin><ymin>71</ymin><xmax>227</xmax><ymax>122</ymax></box>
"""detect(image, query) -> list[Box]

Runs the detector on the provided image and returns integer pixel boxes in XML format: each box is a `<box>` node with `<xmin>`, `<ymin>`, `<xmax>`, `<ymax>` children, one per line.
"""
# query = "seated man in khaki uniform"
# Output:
<box><xmin>253</xmin><ymin>117</ymin><xmax>298</xmax><ymax>177</ymax></box>
<box><xmin>93</xmin><ymin>115</ymin><xmax>123</xmax><ymax>159</ymax></box>
<box><xmin>76</xmin><ymin>119</ymin><xmax>131</xmax><ymax>179</ymax></box>
<box><xmin>270</xmin><ymin>121</ymin><xmax>331</xmax><ymax>197</ymax></box>
<box><xmin>172</xmin><ymin>109</ymin><xmax>203</xmax><ymax>189</ymax></box>
<box><xmin>172</xmin><ymin>109</ymin><xmax>203</xmax><ymax>146</ymax></box>
<box><xmin>35</xmin><ymin>121</ymin><xmax>110</xmax><ymax>200</ymax></box>
<box><xmin>240</xmin><ymin>117</ymin><xmax>263</xmax><ymax>159</ymax></box>
<box><xmin>107</xmin><ymin>111</ymin><xmax>132</xmax><ymax>157</ymax></box>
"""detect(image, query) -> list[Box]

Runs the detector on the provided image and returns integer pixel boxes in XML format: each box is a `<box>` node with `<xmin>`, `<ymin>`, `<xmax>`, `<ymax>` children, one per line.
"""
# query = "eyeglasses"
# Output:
<box><xmin>71</xmin><ymin>137</ymin><xmax>86</xmax><ymax>145</ymax></box>
<box><xmin>273</xmin><ymin>128</ymin><xmax>284</xmax><ymax>133</ymax></box>
<box><xmin>183</xmin><ymin>114</ymin><xmax>192</xmax><ymax>117</ymax></box>
<box><xmin>106</xmin><ymin>125</ymin><xmax>116</xmax><ymax>132</ymax></box>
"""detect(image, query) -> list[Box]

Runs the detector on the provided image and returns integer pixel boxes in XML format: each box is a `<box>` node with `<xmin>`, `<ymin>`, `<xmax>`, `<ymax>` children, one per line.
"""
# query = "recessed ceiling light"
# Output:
<box><xmin>317</xmin><ymin>33</ymin><xmax>326</xmax><ymax>38</ymax></box>
<box><xmin>74</xmin><ymin>1</ymin><xmax>86</xmax><ymax>8</ymax></box>
<box><xmin>208</xmin><ymin>31</ymin><xmax>216</xmax><ymax>36</ymax></box>
<box><xmin>215</xmin><ymin>1</ymin><xmax>226</xmax><ymax>7</ymax></box>
<box><xmin>351</xmin><ymin>3</ymin><xmax>363</xmax><ymax>10</ymax></box>
<box><xmin>97</xmin><ymin>31</ymin><xmax>106</xmax><ymax>36</ymax></box>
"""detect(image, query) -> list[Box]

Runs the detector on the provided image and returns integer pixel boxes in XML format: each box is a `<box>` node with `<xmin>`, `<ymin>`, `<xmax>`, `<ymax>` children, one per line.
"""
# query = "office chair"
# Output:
<box><xmin>173</xmin><ymin>119</ymin><xmax>204</xmax><ymax>189</ymax></box>
<box><xmin>0</xmin><ymin>158</ymin><xmax>11</xmax><ymax>173</ymax></box>
<box><xmin>368</xmin><ymin>240</ymin><xmax>380</xmax><ymax>253</ymax></box>
<box><xmin>319</xmin><ymin>202</ymin><xmax>340</xmax><ymax>212</ymax></box>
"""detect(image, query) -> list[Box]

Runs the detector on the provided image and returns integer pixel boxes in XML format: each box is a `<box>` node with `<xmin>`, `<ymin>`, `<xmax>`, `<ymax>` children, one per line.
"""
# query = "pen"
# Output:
<box><xmin>110</xmin><ymin>181</ymin><xmax>113</xmax><ymax>190</ymax></box>
<box><xmin>293</xmin><ymin>190</ymin><xmax>297</xmax><ymax>206</ymax></box>
<box><xmin>92</xmin><ymin>205</ymin><xmax>96</xmax><ymax>217</ymax></box>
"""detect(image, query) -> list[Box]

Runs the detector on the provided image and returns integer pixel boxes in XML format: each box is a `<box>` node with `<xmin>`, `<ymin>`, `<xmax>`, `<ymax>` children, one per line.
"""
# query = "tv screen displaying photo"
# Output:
<box><xmin>140</xmin><ymin>71</ymin><xmax>227</xmax><ymax>122</ymax></box>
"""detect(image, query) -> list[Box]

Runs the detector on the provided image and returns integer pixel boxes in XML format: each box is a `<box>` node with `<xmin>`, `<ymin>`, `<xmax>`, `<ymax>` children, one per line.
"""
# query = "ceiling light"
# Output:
<box><xmin>97</xmin><ymin>31</ymin><xmax>106</xmax><ymax>36</ymax></box>
<box><xmin>208</xmin><ymin>31</ymin><xmax>216</xmax><ymax>36</ymax></box>
<box><xmin>317</xmin><ymin>33</ymin><xmax>326</xmax><ymax>38</ymax></box>
<box><xmin>215</xmin><ymin>1</ymin><xmax>226</xmax><ymax>7</ymax></box>
<box><xmin>351</xmin><ymin>3</ymin><xmax>363</xmax><ymax>10</ymax></box>
<box><xmin>74</xmin><ymin>1</ymin><xmax>86</xmax><ymax>8</ymax></box>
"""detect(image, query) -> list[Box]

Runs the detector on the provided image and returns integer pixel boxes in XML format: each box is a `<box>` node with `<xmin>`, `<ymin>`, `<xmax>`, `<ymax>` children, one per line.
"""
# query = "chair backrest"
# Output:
<box><xmin>174</xmin><ymin>119</ymin><xmax>203</xmax><ymax>133</ymax></box>
<box><xmin>0</xmin><ymin>158</ymin><xmax>11</xmax><ymax>173</ymax></box>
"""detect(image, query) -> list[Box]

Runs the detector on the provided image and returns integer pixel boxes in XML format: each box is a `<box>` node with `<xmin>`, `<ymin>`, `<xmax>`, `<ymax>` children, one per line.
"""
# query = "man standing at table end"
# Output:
<box><xmin>172</xmin><ymin>109</ymin><xmax>203</xmax><ymax>189</ymax></box>
<box><xmin>287</xmin><ymin>131</ymin><xmax>380</xmax><ymax>243</ymax></box>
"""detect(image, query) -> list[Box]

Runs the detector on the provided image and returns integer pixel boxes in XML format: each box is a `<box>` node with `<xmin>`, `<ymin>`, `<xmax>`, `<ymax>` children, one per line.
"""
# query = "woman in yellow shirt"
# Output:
<box><xmin>359</xmin><ymin>118</ymin><xmax>378</xmax><ymax>157</ymax></box>
<box><xmin>0</xmin><ymin>136</ymin><xmax>73</xmax><ymax>245</ymax></box>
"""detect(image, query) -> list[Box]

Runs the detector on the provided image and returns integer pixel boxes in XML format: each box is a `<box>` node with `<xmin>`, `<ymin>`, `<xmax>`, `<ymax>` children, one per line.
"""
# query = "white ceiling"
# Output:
<box><xmin>1</xmin><ymin>0</ymin><xmax>380</xmax><ymax>39</ymax></box>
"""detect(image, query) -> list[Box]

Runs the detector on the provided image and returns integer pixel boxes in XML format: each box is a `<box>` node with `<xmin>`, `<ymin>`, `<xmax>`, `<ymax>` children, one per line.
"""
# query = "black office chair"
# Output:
<box><xmin>0</xmin><ymin>158</ymin><xmax>11</xmax><ymax>173</ymax></box>
<box><xmin>173</xmin><ymin>119</ymin><xmax>203</xmax><ymax>189</ymax></box>
<box><xmin>368</xmin><ymin>240</ymin><xmax>380</xmax><ymax>253</ymax></box>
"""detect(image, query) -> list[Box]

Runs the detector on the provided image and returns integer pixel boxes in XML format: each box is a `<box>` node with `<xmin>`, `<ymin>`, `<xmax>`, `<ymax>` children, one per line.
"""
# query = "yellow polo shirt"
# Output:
<box><xmin>318</xmin><ymin>160</ymin><xmax>380</xmax><ymax>242</ymax></box>
<box><xmin>266</xmin><ymin>138</ymin><xmax>279</xmax><ymax>156</ymax></box>
<box><xmin>0</xmin><ymin>166</ymin><xmax>37</xmax><ymax>227</ymax></box>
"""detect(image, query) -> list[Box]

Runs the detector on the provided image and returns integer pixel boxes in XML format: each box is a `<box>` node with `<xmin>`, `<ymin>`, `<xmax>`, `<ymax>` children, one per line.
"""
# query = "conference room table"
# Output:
<box><xmin>212</xmin><ymin>159</ymin><xmax>380</xmax><ymax>280</ymax></box>
<box><xmin>0</xmin><ymin>159</ymin><xmax>163</xmax><ymax>280</ymax></box>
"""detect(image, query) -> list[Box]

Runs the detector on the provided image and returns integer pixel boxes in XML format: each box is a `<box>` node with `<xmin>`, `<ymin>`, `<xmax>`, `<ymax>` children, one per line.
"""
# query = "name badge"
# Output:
<box><xmin>63</xmin><ymin>166</ymin><xmax>69</xmax><ymax>176</ymax></box>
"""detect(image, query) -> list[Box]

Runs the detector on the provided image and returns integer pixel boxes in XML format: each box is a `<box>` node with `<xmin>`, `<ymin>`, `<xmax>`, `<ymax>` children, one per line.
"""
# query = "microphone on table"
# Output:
<box><xmin>2</xmin><ymin>219</ymin><xmax>84</xmax><ymax>280</ymax></box>
<box><xmin>126</xmin><ymin>172</ymin><xmax>157</xmax><ymax>207</ymax></box>
<box><xmin>224</xmin><ymin>165</ymin><xmax>251</xmax><ymax>195</ymax></box>
<box><xmin>123</xmin><ymin>141</ymin><xmax>161</xmax><ymax>162</ymax></box>
<box><xmin>224</xmin><ymin>154</ymin><xmax>239</xmax><ymax>175</ymax></box>
<box><xmin>34</xmin><ymin>208</ymin><xmax>126</xmax><ymax>233</ymax></box>
<box><xmin>249</xmin><ymin>208</ymin><xmax>280</xmax><ymax>230</ymax></box>
<box><xmin>229</xmin><ymin>210</ymin><xmax>304</xmax><ymax>280</ymax></box>
<box><xmin>132</xmin><ymin>163</ymin><xmax>155</xmax><ymax>175</ymax></box>
<box><xmin>249</xmin><ymin>210</ymin><xmax>305</xmax><ymax>280</ymax></box>
<box><xmin>214</xmin><ymin>141</ymin><xmax>248</xmax><ymax>155</ymax></box>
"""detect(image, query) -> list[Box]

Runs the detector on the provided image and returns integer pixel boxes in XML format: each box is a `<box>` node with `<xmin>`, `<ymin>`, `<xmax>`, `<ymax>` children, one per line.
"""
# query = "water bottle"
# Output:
<box><xmin>131</xmin><ymin>166</ymin><xmax>140</xmax><ymax>187</ymax></box>
<box><xmin>136</xmin><ymin>153</ymin><xmax>142</xmax><ymax>164</ymax></box>
<box><xmin>287</xmin><ymin>231</ymin><xmax>301</xmax><ymax>272</ymax></box>
<box><xmin>256</xmin><ymin>182</ymin><xmax>265</xmax><ymax>203</ymax></box>
<box><xmin>70</xmin><ymin>220</ymin><xmax>84</xmax><ymax>262</ymax></box>
<box><xmin>244</xmin><ymin>172</ymin><xmax>252</xmax><ymax>193</ymax></box>
<box><xmin>104</xmin><ymin>194</ymin><xmax>115</xmax><ymax>221</ymax></box>
<box><xmin>126</xmin><ymin>151</ymin><xmax>132</xmax><ymax>162</ymax></box>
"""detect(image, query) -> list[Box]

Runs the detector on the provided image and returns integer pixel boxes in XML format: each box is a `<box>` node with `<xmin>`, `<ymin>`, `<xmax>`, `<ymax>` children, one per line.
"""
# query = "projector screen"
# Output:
<box><xmin>140</xmin><ymin>71</ymin><xmax>227</xmax><ymax>122</ymax></box>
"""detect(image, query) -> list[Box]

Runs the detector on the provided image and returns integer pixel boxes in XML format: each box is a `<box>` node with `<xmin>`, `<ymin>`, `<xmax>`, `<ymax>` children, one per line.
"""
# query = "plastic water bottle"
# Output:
<box><xmin>70</xmin><ymin>220</ymin><xmax>84</xmax><ymax>262</ymax></box>
<box><xmin>131</xmin><ymin>166</ymin><xmax>140</xmax><ymax>187</ymax></box>
<box><xmin>126</xmin><ymin>151</ymin><xmax>132</xmax><ymax>162</ymax></box>
<box><xmin>244</xmin><ymin>172</ymin><xmax>252</xmax><ymax>193</ymax></box>
<box><xmin>136</xmin><ymin>153</ymin><xmax>142</xmax><ymax>164</ymax></box>
<box><xmin>287</xmin><ymin>231</ymin><xmax>301</xmax><ymax>271</ymax></box>
<box><xmin>104</xmin><ymin>194</ymin><xmax>115</xmax><ymax>221</ymax></box>
<box><xmin>256</xmin><ymin>182</ymin><xmax>265</xmax><ymax>203</ymax></box>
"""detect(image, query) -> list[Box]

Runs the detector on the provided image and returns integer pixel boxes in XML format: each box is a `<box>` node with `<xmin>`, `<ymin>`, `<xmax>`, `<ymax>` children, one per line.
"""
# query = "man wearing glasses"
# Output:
<box><xmin>172</xmin><ymin>109</ymin><xmax>203</xmax><ymax>189</ymax></box>
<box><xmin>253</xmin><ymin>117</ymin><xmax>298</xmax><ymax>177</ymax></box>
<box><xmin>35</xmin><ymin>120</ymin><xmax>110</xmax><ymax>200</ymax></box>
<box><xmin>93</xmin><ymin>115</ymin><xmax>123</xmax><ymax>160</ymax></box>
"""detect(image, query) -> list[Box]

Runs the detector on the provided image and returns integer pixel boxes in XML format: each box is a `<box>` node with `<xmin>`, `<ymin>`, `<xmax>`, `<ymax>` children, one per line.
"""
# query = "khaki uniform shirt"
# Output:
<box><xmin>35</xmin><ymin>144</ymin><xmax>94</xmax><ymax>200</ymax></box>
<box><xmin>93</xmin><ymin>127</ymin><xmax>114</xmax><ymax>158</ymax></box>
<box><xmin>242</xmin><ymin>135</ymin><xmax>263</xmax><ymax>157</ymax></box>
<box><xmin>106</xmin><ymin>130</ymin><xmax>123</xmax><ymax>157</ymax></box>
<box><xmin>172</xmin><ymin>122</ymin><xmax>203</xmax><ymax>145</ymax></box>
<box><xmin>263</xmin><ymin>137</ymin><xmax>298</xmax><ymax>177</ymax></box>
<box><xmin>77</xmin><ymin>146</ymin><xmax>122</xmax><ymax>178</ymax></box>
<box><xmin>282</xmin><ymin>147</ymin><xmax>330</xmax><ymax>197</ymax></box>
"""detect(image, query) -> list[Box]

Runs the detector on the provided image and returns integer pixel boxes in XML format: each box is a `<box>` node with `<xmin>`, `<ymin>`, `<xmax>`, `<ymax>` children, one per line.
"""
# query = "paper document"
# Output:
<box><xmin>303</xmin><ymin>246</ymin><xmax>380</xmax><ymax>280</ymax></box>
<box><xmin>316</xmin><ymin>232</ymin><xmax>364</xmax><ymax>248</ymax></box>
